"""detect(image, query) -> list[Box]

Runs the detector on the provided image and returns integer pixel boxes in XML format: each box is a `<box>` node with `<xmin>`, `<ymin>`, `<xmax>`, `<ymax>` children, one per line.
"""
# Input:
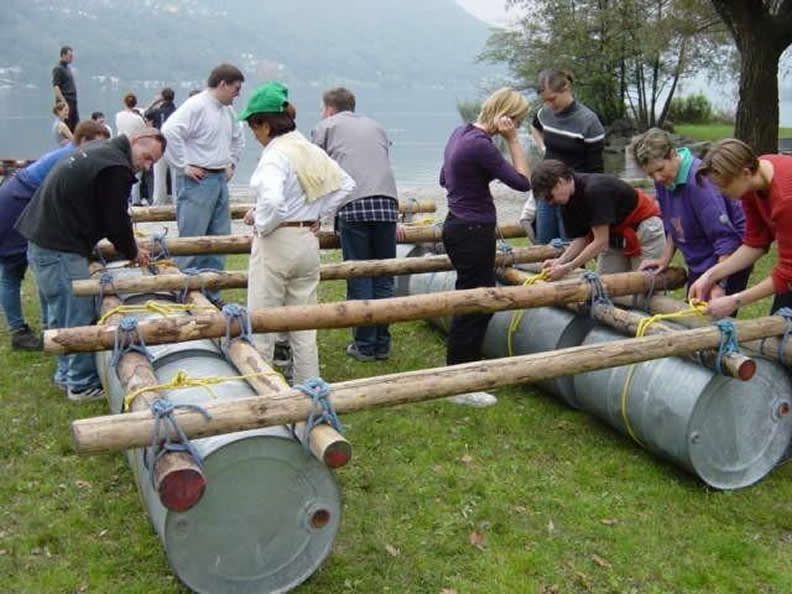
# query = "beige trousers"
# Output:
<box><xmin>597</xmin><ymin>216</ymin><xmax>666</xmax><ymax>274</ymax></box>
<box><xmin>248</xmin><ymin>227</ymin><xmax>320</xmax><ymax>384</ymax></box>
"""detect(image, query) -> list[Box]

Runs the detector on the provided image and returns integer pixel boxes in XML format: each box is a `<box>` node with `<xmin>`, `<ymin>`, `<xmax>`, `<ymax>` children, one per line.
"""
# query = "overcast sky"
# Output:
<box><xmin>455</xmin><ymin>0</ymin><xmax>512</xmax><ymax>25</ymax></box>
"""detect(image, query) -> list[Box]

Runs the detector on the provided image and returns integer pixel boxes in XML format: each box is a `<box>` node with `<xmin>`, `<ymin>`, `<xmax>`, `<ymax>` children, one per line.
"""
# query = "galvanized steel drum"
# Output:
<box><xmin>96</xmin><ymin>286</ymin><xmax>341</xmax><ymax>592</ymax></box>
<box><xmin>574</xmin><ymin>326</ymin><xmax>792</xmax><ymax>489</ymax></box>
<box><xmin>393</xmin><ymin>243</ymin><xmax>434</xmax><ymax>297</ymax></box>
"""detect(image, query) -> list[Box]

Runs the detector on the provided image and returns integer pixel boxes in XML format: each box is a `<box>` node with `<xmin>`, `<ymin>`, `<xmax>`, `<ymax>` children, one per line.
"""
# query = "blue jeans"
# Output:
<box><xmin>535</xmin><ymin>199</ymin><xmax>567</xmax><ymax>244</ymax></box>
<box><xmin>27</xmin><ymin>243</ymin><xmax>99</xmax><ymax>390</ymax></box>
<box><xmin>174</xmin><ymin>171</ymin><xmax>230</xmax><ymax>302</ymax></box>
<box><xmin>0</xmin><ymin>251</ymin><xmax>48</xmax><ymax>331</ymax></box>
<box><xmin>338</xmin><ymin>219</ymin><xmax>396</xmax><ymax>356</ymax></box>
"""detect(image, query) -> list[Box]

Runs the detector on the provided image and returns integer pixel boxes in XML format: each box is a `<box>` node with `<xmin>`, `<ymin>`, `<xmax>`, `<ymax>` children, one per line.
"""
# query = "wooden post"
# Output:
<box><xmin>186</xmin><ymin>292</ymin><xmax>352</xmax><ymax>469</ymax></box>
<box><xmin>94</xmin><ymin>224</ymin><xmax>527</xmax><ymax>259</ymax></box>
<box><xmin>45</xmin><ymin>268</ymin><xmax>687</xmax><ymax>354</ymax></box>
<box><xmin>498</xmin><ymin>268</ymin><xmax>756</xmax><ymax>381</ymax></box>
<box><xmin>71</xmin><ymin>315</ymin><xmax>791</xmax><ymax>456</ymax></box>
<box><xmin>129</xmin><ymin>200</ymin><xmax>437</xmax><ymax>223</ymax></box>
<box><xmin>618</xmin><ymin>294</ymin><xmax>792</xmax><ymax>367</ymax></box>
<box><xmin>99</xmin><ymin>294</ymin><xmax>206</xmax><ymax>511</ymax></box>
<box><xmin>73</xmin><ymin>245</ymin><xmax>561</xmax><ymax>296</ymax></box>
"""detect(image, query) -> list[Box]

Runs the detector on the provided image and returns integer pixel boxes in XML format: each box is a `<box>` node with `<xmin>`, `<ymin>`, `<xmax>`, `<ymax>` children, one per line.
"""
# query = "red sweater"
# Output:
<box><xmin>741</xmin><ymin>154</ymin><xmax>792</xmax><ymax>294</ymax></box>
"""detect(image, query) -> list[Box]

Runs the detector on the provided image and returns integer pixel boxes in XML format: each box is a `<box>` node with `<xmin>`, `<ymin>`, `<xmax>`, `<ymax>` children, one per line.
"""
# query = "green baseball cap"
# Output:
<box><xmin>238</xmin><ymin>81</ymin><xmax>289</xmax><ymax>121</ymax></box>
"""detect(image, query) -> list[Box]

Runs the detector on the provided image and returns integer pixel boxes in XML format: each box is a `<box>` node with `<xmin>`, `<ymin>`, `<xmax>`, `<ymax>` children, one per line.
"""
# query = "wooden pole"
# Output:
<box><xmin>99</xmin><ymin>294</ymin><xmax>206</xmax><ymax>511</ymax></box>
<box><xmin>617</xmin><ymin>294</ymin><xmax>792</xmax><ymax>367</ymax></box>
<box><xmin>498</xmin><ymin>268</ymin><xmax>756</xmax><ymax>381</ymax></box>
<box><xmin>129</xmin><ymin>200</ymin><xmax>437</xmax><ymax>223</ymax></box>
<box><xmin>185</xmin><ymin>291</ymin><xmax>352</xmax><ymax>469</ymax></box>
<box><xmin>71</xmin><ymin>315</ymin><xmax>790</xmax><ymax>456</ymax></box>
<box><xmin>46</xmin><ymin>268</ymin><xmax>687</xmax><ymax>354</ymax></box>
<box><xmin>94</xmin><ymin>224</ymin><xmax>527</xmax><ymax>259</ymax></box>
<box><xmin>73</xmin><ymin>245</ymin><xmax>561</xmax><ymax>296</ymax></box>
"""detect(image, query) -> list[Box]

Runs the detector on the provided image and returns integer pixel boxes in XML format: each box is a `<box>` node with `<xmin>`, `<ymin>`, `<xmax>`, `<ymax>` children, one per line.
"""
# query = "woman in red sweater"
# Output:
<box><xmin>689</xmin><ymin>138</ymin><xmax>792</xmax><ymax>318</ymax></box>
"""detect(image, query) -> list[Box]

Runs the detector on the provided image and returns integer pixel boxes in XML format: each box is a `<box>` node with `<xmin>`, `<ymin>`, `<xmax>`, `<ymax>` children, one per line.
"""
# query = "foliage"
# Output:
<box><xmin>456</xmin><ymin>100</ymin><xmax>481</xmax><ymax>124</ymax></box>
<box><xmin>667</xmin><ymin>93</ymin><xmax>714</xmax><ymax>124</ymax></box>
<box><xmin>480</xmin><ymin>0</ymin><xmax>733</xmax><ymax>129</ymax></box>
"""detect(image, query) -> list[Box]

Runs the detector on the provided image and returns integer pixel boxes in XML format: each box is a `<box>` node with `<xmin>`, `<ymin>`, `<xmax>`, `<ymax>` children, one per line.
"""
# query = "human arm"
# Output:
<box><xmin>639</xmin><ymin>233</ymin><xmax>675</xmax><ymax>272</ymax></box>
<box><xmin>58</xmin><ymin>122</ymin><xmax>73</xmax><ymax>143</ymax></box>
<box><xmin>317</xmin><ymin>165</ymin><xmax>357</xmax><ymax>220</ymax></box>
<box><xmin>160</xmin><ymin>103</ymin><xmax>191</xmax><ymax>170</ymax></box>
<box><xmin>250</xmin><ymin>153</ymin><xmax>290</xmax><ymax>235</ymax></box>
<box><xmin>544</xmin><ymin>224</ymin><xmax>609</xmax><ymax>280</ymax></box>
<box><xmin>583</xmin><ymin>116</ymin><xmax>605</xmax><ymax>173</ymax></box>
<box><xmin>52</xmin><ymin>66</ymin><xmax>66</xmax><ymax>104</ymax></box>
<box><xmin>478</xmin><ymin>132</ymin><xmax>531</xmax><ymax>192</ymax></box>
<box><xmin>707</xmin><ymin>276</ymin><xmax>775</xmax><ymax>319</ymax></box>
<box><xmin>97</xmin><ymin>167</ymin><xmax>138</xmax><ymax>260</ymax></box>
<box><xmin>688</xmin><ymin>244</ymin><xmax>765</xmax><ymax>302</ymax></box>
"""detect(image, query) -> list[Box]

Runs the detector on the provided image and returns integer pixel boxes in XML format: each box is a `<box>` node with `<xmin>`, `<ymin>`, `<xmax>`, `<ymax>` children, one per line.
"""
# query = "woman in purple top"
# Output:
<box><xmin>439</xmin><ymin>87</ymin><xmax>532</xmax><ymax>406</ymax></box>
<box><xmin>630</xmin><ymin>128</ymin><xmax>749</xmax><ymax>299</ymax></box>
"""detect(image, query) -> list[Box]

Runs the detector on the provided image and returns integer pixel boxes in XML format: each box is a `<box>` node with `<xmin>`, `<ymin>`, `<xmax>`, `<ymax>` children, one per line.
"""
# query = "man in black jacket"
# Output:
<box><xmin>15</xmin><ymin>130</ymin><xmax>164</xmax><ymax>401</ymax></box>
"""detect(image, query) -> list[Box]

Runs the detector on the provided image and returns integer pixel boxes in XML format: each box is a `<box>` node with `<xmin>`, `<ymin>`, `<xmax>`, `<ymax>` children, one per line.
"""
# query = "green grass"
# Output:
<box><xmin>2</xmin><ymin>250</ymin><xmax>792</xmax><ymax>593</ymax></box>
<box><xmin>675</xmin><ymin>123</ymin><xmax>792</xmax><ymax>143</ymax></box>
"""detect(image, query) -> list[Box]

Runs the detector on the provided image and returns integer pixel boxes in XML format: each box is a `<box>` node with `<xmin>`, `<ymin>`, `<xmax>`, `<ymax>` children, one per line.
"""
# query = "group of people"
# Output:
<box><xmin>3</xmin><ymin>50</ymin><xmax>791</xmax><ymax>408</ymax></box>
<box><xmin>444</xmin><ymin>68</ymin><xmax>792</xmax><ymax>409</ymax></box>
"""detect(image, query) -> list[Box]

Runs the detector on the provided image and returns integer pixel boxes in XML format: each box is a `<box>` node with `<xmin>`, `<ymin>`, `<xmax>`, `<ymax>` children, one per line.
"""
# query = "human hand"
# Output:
<box><xmin>542</xmin><ymin>258</ymin><xmax>557</xmax><ymax>271</ymax></box>
<box><xmin>709</xmin><ymin>283</ymin><xmax>726</xmax><ymax>301</ymax></box>
<box><xmin>706</xmin><ymin>294</ymin><xmax>739</xmax><ymax>319</ymax></box>
<box><xmin>547</xmin><ymin>261</ymin><xmax>570</xmax><ymax>281</ymax></box>
<box><xmin>310</xmin><ymin>220</ymin><xmax>321</xmax><ymax>235</ymax></box>
<box><xmin>688</xmin><ymin>272</ymin><xmax>713</xmax><ymax>302</ymax></box>
<box><xmin>395</xmin><ymin>223</ymin><xmax>407</xmax><ymax>242</ymax></box>
<box><xmin>496</xmin><ymin>115</ymin><xmax>518</xmax><ymax>142</ymax></box>
<box><xmin>638</xmin><ymin>258</ymin><xmax>667</xmax><ymax>273</ymax></box>
<box><xmin>243</xmin><ymin>208</ymin><xmax>255</xmax><ymax>226</ymax></box>
<box><xmin>184</xmin><ymin>165</ymin><xmax>206</xmax><ymax>182</ymax></box>
<box><xmin>132</xmin><ymin>248</ymin><xmax>151</xmax><ymax>267</ymax></box>
<box><xmin>225</xmin><ymin>163</ymin><xmax>235</xmax><ymax>181</ymax></box>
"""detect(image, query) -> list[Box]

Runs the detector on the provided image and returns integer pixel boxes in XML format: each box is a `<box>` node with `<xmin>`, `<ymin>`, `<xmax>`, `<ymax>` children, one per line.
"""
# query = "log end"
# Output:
<box><xmin>322</xmin><ymin>441</ymin><xmax>352</xmax><ymax>469</ymax></box>
<box><xmin>736</xmin><ymin>358</ymin><xmax>757</xmax><ymax>382</ymax></box>
<box><xmin>158</xmin><ymin>468</ymin><xmax>207</xmax><ymax>512</ymax></box>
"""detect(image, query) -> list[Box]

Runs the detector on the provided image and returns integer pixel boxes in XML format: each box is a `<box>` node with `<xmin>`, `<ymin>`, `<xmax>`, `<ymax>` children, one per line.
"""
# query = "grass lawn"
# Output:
<box><xmin>676</xmin><ymin>123</ymin><xmax>792</xmax><ymax>142</ymax></box>
<box><xmin>1</xmin><ymin>247</ymin><xmax>792</xmax><ymax>593</ymax></box>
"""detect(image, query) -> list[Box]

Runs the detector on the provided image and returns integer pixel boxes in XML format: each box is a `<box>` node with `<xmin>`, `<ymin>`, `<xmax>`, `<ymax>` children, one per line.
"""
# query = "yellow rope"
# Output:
<box><xmin>619</xmin><ymin>299</ymin><xmax>708</xmax><ymax>446</ymax></box>
<box><xmin>507</xmin><ymin>271</ymin><xmax>550</xmax><ymax>356</ymax></box>
<box><xmin>123</xmin><ymin>368</ymin><xmax>285</xmax><ymax>412</ymax></box>
<box><xmin>98</xmin><ymin>299</ymin><xmax>217</xmax><ymax>324</ymax></box>
<box><xmin>401</xmin><ymin>217</ymin><xmax>436</xmax><ymax>226</ymax></box>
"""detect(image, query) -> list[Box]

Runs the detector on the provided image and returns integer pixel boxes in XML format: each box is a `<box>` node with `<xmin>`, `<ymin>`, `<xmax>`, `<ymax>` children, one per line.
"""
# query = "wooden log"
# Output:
<box><xmin>73</xmin><ymin>245</ymin><xmax>561</xmax><ymax>296</ymax></box>
<box><xmin>619</xmin><ymin>294</ymin><xmax>792</xmax><ymax>367</ymax></box>
<box><xmin>71</xmin><ymin>315</ymin><xmax>790</xmax><ymax>456</ymax></box>
<box><xmin>128</xmin><ymin>200</ymin><xmax>437</xmax><ymax>223</ymax></box>
<box><xmin>499</xmin><ymin>268</ymin><xmax>756</xmax><ymax>381</ymax></box>
<box><xmin>186</xmin><ymin>292</ymin><xmax>352</xmax><ymax>469</ymax></box>
<box><xmin>46</xmin><ymin>268</ymin><xmax>687</xmax><ymax>354</ymax></box>
<box><xmin>94</xmin><ymin>224</ymin><xmax>527</xmax><ymax>259</ymax></box>
<box><xmin>99</xmin><ymin>294</ymin><xmax>206</xmax><ymax>511</ymax></box>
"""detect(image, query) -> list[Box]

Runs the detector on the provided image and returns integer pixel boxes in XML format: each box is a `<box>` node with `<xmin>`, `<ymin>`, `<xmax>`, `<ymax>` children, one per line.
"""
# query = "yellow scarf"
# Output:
<box><xmin>270</xmin><ymin>131</ymin><xmax>340</xmax><ymax>202</ymax></box>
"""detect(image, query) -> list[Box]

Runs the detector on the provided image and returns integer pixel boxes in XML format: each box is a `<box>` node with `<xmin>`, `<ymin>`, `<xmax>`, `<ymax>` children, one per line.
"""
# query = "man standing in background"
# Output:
<box><xmin>52</xmin><ymin>46</ymin><xmax>79</xmax><ymax>132</ymax></box>
<box><xmin>145</xmin><ymin>87</ymin><xmax>178</xmax><ymax>204</ymax></box>
<box><xmin>312</xmin><ymin>87</ymin><xmax>399</xmax><ymax>362</ymax></box>
<box><xmin>161</xmin><ymin>64</ymin><xmax>245</xmax><ymax>306</ymax></box>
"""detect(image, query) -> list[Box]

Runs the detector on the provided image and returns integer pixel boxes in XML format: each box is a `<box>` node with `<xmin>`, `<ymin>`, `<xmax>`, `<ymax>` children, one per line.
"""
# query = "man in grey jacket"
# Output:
<box><xmin>311</xmin><ymin>87</ymin><xmax>399</xmax><ymax>362</ymax></box>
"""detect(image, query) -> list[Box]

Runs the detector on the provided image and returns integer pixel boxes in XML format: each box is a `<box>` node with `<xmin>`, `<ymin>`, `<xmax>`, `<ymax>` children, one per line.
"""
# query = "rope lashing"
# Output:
<box><xmin>713</xmin><ymin>319</ymin><xmax>739</xmax><ymax>375</ymax></box>
<box><xmin>97</xmin><ymin>271</ymin><xmax>125</xmax><ymax>304</ymax></box>
<box><xmin>549</xmin><ymin>237</ymin><xmax>568</xmax><ymax>253</ymax></box>
<box><xmin>507</xmin><ymin>270</ymin><xmax>550</xmax><ymax>356</ymax></box>
<box><xmin>295</xmin><ymin>378</ymin><xmax>344</xmax><ymax>453</ymax></box>
<box><xmin>635</xmin><ymin>267</ymin><xmax>669</xmax><ymax>311</ymax></box>
<box><xmin>110</xmin><ymin>316</ymin><xmax>153</xmax><ymax>369</ymax></box>
<box><xmin>179</xmin><ymin>267</ymin><xmax>230</xmax><ymax>303</ymax></box>
<box><xmin>123</xmin><ymin>367</ymin><xmax>284</xmax><ymax>412</ymax></box>
<box><xmin>775</xmin><ymin>307</ymin><xmax>792</xmax><ymax>364</ymax></box>
<box><xmin>98</xmin><ymin>299</ymin><xmax>216</xmax><ymax>324</ymax></box>
<box><xmin>92</xmin><ymin>244</ymin><xmax>109</xmax><ymax>268</ymax></box>
<box><xmin>146</xmin><ymin>398</ymin><xmax>212</xmax><ymax>486</ymax></box>
<box><xmin>149</xmin><ymin>226</ymin><xmax>171</xmax><ymax>261</ymax></box>
<box><xmin>221</xmin><ymin>303</ymin><xmax>254</xmax><ymax>348</ymax></box>
<box><xmin>582</xmin><ymin>271</ymin><xmax>612</xmax><ymax>316</ymax></box>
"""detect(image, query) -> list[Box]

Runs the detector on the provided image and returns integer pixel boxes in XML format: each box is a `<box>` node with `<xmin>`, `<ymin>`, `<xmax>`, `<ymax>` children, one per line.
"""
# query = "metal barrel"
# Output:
<box><xmin>402</xmin><ymin>262</ymin><xmax>792</xmax><ymax>489</ymax></box>
<box><xmin>95</xmin><ymin>273</ymin><xmax>341</xmax><ymax>593</ymax></box>
<box><xmin>393</xmin><ymin>242</ymin><xmax>436</xmax><ymax>298</ymax></box>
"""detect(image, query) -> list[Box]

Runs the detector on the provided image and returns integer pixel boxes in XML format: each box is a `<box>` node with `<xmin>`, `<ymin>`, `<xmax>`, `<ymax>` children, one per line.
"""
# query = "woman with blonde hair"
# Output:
<box><xmin>532</xmin><ymin>69</ymin><xmax>605</xmax><ymax>244</ymax></box>
<box><xmin>52</xmin><ymin>102</ymin><xmax>73</xmax><ymax>146</ymax></box>
<box><xmin>689</xmin><ymin>138</ymin><xmax>792</xmax><ymax>318</ymax></box>
<box><xmin>630</xmin><ymin>128</ymin><xmax>749</xmax><ymax>299</ymax></box>
<box><xmin>438</xmin><ymin>87</ymin><xmax>532</xmax><ymax>407</ymax></box>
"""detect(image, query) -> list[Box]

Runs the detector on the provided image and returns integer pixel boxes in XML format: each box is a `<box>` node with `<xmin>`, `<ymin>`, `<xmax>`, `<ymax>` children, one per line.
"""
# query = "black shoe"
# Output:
<box><xmin>375</xmin><ymin>344</ymin><xmax>392</xmax><ymax>360</ymax></box>
<box><xmin>345</xmin><ymin>342</ymin><xmax>376</xmax><ymax>362</ymax></box>
<box><xmin>66</xmin><ymin>385</ymin><xmax>105</xmax><ymax>402</ymax></box>
<box><xmin>10</xmin><ymin>325</ymin><xmax>43</xmax><ymax>351</ymax></box>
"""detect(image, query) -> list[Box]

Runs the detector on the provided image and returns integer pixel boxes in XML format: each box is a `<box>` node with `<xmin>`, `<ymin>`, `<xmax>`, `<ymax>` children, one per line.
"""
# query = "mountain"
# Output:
<box><xmin>1</xmin><ymin>0</ymin><xmax>495</xmax><ymax>88</ymax></box>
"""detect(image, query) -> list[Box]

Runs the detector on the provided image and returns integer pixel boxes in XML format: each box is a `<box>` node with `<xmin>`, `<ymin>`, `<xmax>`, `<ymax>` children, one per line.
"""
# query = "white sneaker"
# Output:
<box><xmin>446</xmin><ymin>392</ymin><xmax>497</xmax><ymax>408</ymax></box>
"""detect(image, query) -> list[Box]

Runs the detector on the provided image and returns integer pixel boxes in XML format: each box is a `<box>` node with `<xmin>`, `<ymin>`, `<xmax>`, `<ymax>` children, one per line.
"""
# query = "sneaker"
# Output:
<box><xmin>66</xmin><ymin>385</ymin><xmax>105</xmax><ymax>402</ymax></box>
<box><xmin>446</xmin><ymin>392</ymin><xmax>498</xmax><ymax>408</ymax></box>
<box><xmin>345</xmin><ymin>342</ymin><xmax>376</xmax><ymax>362</ymax></box>
<box><xmin>375</xmin><ymin>345</ymin><xmax>392</xmax><ymax>360</ymax></box>
<box><xmin>10</xmin><ymin>325</ymin><xmax>43</xmax><ymax>351</ymax></box>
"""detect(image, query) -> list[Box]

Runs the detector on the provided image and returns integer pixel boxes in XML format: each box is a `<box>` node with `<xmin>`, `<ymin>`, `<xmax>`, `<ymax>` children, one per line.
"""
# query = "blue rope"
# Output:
<box><xmin>549</xmin><ymin>237</ymin><xmax>568</xmax><ymax>252</ymax></box>
<box><xmin>150</xmin><ymin>226</ymin><xmax>171</xmax><ymax>262</ymax></box>
<box><xmin>146</xmin><ymin>398</ymin><xmax>212</xmax><ymax>486</ymax></box>
<box><xmin>713</xmin><ymin>319</ymin><xmax>739</xmax><ymax>375</ymax></box>
<box><xmin>179</xmin><ymin>267</ymin><xmax>229</xmax><ymax>303</ymax></box>
<box><xmin>97</xmin><ymin>271</ymin><xmax>126</xmax><ymax>304</ymax></box>
<box><xmin>582</xmin><ymin>271</ymin><xmax>612</xmax><ymax>316</ymax></box>
<box><xmin>93</xmin><ymin>244</ymin><xmax>109</xmax><ymax>268</ymax></box>
<box><xmin>221</xmin><ymin>303</ymin><xmax>253</xmax><ymax>348</ymax></box>
<box><xmin>110</xmin><ymin>316</ymin><xmax>153</xmax><ymax>369</ymax></box>
<box><xmin>775</xmin><ymin>307</ymin><xmax>792</xmax><ymax>363</ymax></box>
<box><xmin>294</xmin><ymin>377</ymin><xmax>344</xmax><ymax>453</ymax></box>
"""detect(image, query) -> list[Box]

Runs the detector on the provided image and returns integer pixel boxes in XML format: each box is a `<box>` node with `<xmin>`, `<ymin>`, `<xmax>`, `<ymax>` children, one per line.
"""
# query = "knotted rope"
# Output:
<box><xmin>295</xmin><ymin>378</ymin><xmax>344</xmax><ymax>453</ymax></box>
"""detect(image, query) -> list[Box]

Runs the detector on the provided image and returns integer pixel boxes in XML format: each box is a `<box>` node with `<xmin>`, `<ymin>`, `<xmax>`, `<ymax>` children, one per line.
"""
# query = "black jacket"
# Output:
<box><xmin>15</xmin><ymin>135</ymin><xmax>138</xmax><ymax>259</ymax></box>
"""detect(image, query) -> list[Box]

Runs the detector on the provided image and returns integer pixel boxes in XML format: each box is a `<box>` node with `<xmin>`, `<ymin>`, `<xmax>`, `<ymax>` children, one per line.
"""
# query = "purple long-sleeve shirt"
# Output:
<box><xmin>655</xmin><ymin>156</ymin><xmax>745</xmax><ymax>283</ymax></box>
<box><xmin>439</xmin><ymin>124</ymin><xmax>531</xmax><ymax>223</ymax></box>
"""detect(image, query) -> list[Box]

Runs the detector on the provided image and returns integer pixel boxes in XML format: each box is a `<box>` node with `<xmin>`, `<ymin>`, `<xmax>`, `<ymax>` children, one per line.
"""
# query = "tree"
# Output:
<box><xmin>479</xmin><ymin>0</ymin><xmax>730</xmax><ymax>129</ymax></box>
<box><xmin>710</xmin><ymin>1</ymin><xmax>792</xmax><ymax>153</ymax></box>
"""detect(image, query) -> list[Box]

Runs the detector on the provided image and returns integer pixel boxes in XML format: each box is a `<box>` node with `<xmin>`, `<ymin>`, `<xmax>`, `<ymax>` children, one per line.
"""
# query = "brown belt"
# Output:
<box><xmin>278</xmin><ymin>221</ymin><xmax>317</xmax><ymax>228</ymax></box>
